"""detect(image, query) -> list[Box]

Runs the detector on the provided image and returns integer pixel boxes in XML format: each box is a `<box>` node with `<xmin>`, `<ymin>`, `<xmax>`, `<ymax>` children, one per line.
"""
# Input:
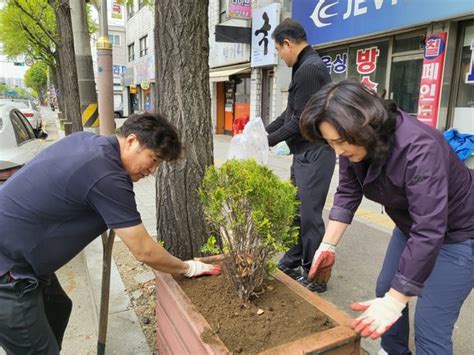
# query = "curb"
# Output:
<box><xmin>83</xmin><ymin>238</ymin><xmax>151</xmax><ymax>354</ymax></box>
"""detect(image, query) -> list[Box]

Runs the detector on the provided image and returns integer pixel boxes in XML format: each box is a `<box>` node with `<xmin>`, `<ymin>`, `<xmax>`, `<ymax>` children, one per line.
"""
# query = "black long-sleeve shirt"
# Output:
<box><xmin>266</xmin><ymin>46</ymin><xmax>331</xmax><ymax>154</ymax></box>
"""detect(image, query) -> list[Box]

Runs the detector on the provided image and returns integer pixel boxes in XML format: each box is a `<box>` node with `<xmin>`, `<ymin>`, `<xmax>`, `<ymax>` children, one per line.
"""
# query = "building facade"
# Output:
<box><xmin>123</xmin><ymin>0</ymin><xmax>155</xmax><ymax>117</ymax></box>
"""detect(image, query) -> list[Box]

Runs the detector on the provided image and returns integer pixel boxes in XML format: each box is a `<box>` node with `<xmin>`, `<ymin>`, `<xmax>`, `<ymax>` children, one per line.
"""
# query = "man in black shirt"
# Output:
<box><xmin>266</xmin><ymin>19</ymin><xmax>335</xmax><ymax>292</ymax></box>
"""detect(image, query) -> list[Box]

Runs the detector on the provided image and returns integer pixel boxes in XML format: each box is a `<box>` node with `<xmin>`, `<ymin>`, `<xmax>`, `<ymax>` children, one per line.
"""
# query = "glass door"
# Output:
<box><xmin>389</xmin><ymin>54</ymin><xmax>424</xmax><ymax>114</ymax></box>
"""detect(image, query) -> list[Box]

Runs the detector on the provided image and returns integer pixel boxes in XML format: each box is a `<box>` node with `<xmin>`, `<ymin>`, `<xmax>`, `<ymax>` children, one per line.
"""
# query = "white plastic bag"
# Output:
<box><xmin>273</xmin><ymin>141</ymin><xmax>290</xmax><ymax>156</ymax></box>
<box><xmin>226</xmin><ymin>116</ymin><xmax>269</xmax><ymax>165</ymax></box>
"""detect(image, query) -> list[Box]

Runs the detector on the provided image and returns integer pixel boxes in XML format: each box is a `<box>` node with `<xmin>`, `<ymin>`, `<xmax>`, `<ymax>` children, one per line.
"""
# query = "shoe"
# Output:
<box><xmin>277</xmin><ymin>263</ymin><xmax>302</xmax><ymax>280</ymax></box>
<box><xmin>296</xmin><ymin>276</ymin><xmax>327</xmax><ymax>293</ymax></box>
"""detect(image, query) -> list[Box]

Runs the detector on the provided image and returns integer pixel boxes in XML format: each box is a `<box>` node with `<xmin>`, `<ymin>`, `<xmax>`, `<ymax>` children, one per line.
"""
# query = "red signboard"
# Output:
<box><xmin>416</xmin><ymin>32</ymin><xmax>447</xmax><ymax>128</ymax></box>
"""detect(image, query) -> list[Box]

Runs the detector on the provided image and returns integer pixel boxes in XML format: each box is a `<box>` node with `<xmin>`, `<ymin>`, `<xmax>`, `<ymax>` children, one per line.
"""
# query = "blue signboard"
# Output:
<box><xmin>293</xmin><ymin>0</ymin><xmax>474</xmax><ymax>46</ymax></box>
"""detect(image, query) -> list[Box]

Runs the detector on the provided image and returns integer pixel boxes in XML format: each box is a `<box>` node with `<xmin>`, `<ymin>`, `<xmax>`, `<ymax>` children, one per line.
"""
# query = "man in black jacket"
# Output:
<box><xmin>266</xmin><ymin>18</ymin><xmax>335</xmax><ymax>292</ymax></box>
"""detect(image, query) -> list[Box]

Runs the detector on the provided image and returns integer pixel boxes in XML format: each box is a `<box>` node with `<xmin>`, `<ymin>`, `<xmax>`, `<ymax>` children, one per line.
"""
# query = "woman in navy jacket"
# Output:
<box><xmin>300</xmin><ymin>79</ymin><xmax>473</xmax><ymax>355</ymax></box>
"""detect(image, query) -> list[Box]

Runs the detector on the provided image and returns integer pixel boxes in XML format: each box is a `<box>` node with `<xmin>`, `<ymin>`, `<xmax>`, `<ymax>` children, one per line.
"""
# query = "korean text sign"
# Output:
<box><xmin>292</xmin><ymin>0</ymin><xmax>473</xmax><ymax>46</ymax></box>
<box><xmin>416</xmin><ymin>33</ymin><xmax>447</xmax><ymax>128</ymax></box>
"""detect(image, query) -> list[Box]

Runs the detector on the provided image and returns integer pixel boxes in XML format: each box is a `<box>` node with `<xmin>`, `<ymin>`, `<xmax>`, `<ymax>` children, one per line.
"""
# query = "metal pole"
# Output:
<box><xmin>97</xmin><ymin>230</ymin><xmax>115</xmax><ymax>355</ymax></box>
<box><xmin>96</xmin><ymin>2</ymin><xmax>116</xmax><ymax>354</ymax></box>
<box><xmin>97</xmin><ymin>0</ymin><xmax>115</xmax><ymax>136</ymax></box>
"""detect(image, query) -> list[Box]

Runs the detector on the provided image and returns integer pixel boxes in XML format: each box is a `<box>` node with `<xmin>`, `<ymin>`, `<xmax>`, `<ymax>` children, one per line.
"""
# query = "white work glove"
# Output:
<box><xmin>351</xmin><ymin>293</ymin><xmax>407</xmax><ymax>339</ymax></box>
<box><xmin>183</xmin><ymin>260</ymin><xmax>221</xmax><ymax>278</ymax></box>
<box><xmin>307</xmin><ymin>242</ymin><xmax>336</xmax><ymax>283</ymax></box>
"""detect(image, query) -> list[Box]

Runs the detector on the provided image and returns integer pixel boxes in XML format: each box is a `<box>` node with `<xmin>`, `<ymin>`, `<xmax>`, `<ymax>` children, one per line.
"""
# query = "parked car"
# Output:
<box><xmin>0</xmin><ymin>105</ymin><xmax>45</xmax><ymax>184</ymax></box>
<box><xmin>0</xmin><ymin>98</ymin><xmax>42</xmax><ymax>131</ymax></box>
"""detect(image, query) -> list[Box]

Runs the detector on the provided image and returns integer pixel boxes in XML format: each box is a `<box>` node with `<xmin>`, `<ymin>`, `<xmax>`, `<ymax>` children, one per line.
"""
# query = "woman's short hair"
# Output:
<box><xmin>300</xmin><ymin>80</ymin><xmax>397</xmax><ymax>162</ymax></box>
<box><xmin>118</xmin><ymin>112</ymin><xmax>181</xmax><ymax>161</ymax></box>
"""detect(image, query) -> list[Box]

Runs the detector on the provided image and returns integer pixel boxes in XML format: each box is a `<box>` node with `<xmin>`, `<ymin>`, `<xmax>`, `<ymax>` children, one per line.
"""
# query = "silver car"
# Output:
<box><xmin>0</xmin><ymin>98</ymin><xmax>42</xmax><ymax>131</ymax></box>
<box><xmin>0</xmin><ymin>105</ymin><xmax>44</xmax><ymax>184</ymax></box>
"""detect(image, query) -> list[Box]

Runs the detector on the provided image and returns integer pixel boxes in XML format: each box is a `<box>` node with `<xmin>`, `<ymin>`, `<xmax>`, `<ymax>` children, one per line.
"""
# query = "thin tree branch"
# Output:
<box><xmin>11</xmin><ymin>0</ymin><xmax>58</xmax><ymax>45</ymax></box>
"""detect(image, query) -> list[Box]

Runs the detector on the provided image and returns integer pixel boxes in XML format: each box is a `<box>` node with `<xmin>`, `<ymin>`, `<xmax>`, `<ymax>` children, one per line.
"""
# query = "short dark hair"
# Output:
<box><xmin>300</xmin><ymin>80</ymin><xmax>397</xmax><ymax>162</ymax></box>
<box><xmin>271</xmin><ymin>18</ymin><xmax>307</xmax><ymax>45</ymax></box>
<box><xmin>118</xmin><ymin>112</ymin><xmax>181</xmax><ymax>161</ymax></box>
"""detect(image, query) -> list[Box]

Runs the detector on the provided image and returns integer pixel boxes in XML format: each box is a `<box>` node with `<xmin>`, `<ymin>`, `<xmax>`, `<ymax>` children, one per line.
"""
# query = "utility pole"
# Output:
<box><xmin>96</xmin><ymin>1</ymin><xmax>116</xmax><ymax>354</ymax></box>
<box><xmin>97</xmin><ymin>0</ymin><xmax>115</xmax><ymax>136</ymax></box>
<box><xmin>70</xmin><ymin>1</ymin><xmax>99</xmax><ymax>133</ymax></box>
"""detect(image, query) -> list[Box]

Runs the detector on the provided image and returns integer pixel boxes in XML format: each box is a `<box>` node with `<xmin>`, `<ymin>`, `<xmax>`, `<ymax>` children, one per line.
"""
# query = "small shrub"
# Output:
<box><xmin>198</xmin><ymin>159</ymin><xmax>299</xmax><ymax>302</ymax></box>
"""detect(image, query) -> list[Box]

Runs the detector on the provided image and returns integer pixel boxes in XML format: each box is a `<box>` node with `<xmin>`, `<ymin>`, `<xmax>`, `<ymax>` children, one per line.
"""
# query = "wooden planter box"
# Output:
<box><xmin>154</xmin><ymin>256</ymin><xmax>360</xmax><ymax>354</ymax></box>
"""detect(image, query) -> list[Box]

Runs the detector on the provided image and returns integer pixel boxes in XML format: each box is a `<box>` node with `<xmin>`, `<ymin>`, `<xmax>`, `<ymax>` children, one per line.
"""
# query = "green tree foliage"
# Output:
<box><xmin>0</xmin><ymin>0</ymin><xmax>57</xmax><ymax>66</ymax></box>
<box><xmin>199</xmin><ymin>160</ymin><xmax>299</xmax><ymax>302</ymax></box>
<box><xmin>24</xmin><ymin>62</ymin><xmax>48</xmax><ymax>102</ymax></box>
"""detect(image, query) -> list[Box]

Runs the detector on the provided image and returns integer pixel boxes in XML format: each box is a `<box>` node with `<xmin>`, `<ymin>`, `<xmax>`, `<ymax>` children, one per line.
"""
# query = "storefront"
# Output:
<box><xmin>293</xmin><ymin>1</ymin><xmax>474</xmax><ymax>132</ymax></box>
<box><xmin>210</xmin><ymin>65</ymin><xmax>251</xmax><ymax>135</ymax></box>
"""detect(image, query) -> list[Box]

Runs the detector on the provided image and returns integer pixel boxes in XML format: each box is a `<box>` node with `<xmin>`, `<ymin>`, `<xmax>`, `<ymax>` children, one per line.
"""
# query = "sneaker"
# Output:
<box><xmin>277</xmin><ymin>263</ymin><xmax>302</xmax><ymax>280</ymax></box>
<box><xmin>296</xmin><ymin>276</ymin><xmax>327</xmax><ymax>293</ymax></box>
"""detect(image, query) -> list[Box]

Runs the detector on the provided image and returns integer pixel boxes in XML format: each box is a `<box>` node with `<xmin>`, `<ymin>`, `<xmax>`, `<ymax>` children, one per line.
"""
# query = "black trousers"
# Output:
<box><xmin>0</xmin><ymin>273</ymin><xmax>72</xmax><ymax>355</ymax></box>
<box><xmin>280</xmin><ymin>144</ymin><xmax>336</xmax><ymax>272</ymax></box>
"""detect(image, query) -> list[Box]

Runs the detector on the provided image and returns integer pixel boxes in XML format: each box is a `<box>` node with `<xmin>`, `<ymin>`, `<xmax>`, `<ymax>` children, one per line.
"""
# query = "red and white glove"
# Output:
<box><xmin>307</xmin><ymin>242</ymin><xmax>336</xmax><ymax>283</ymax></box>
<box><xmin>351</xmin><ymin>293</ymin><xmax>406</xmax><ymax>339</ymax></box>
<box><xmin>183</xmin><ymin>260</ymin><xmax>221</xmax><ymax>278</ymax></box>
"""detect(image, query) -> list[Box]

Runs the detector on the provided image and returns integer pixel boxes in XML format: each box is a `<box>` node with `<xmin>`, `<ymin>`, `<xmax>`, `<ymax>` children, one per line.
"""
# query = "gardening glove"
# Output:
<box><xmin>307</xmin><ymin>242</ymin><xmax>336</xmax><ymax>283</ymax></box>
<box><xmin>183</xmin><ymin>260</ymin><xmax>221</xmax><ymax>278</ymax></box>
<box><xmin>351</xmin><ymin>293</ymin><xmax>407</xmax><ymax>339</ymax></box>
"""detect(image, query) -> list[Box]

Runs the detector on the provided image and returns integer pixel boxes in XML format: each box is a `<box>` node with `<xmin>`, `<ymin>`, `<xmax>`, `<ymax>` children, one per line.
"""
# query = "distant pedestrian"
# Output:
<box><xmin>301</xmin><ymin>79</ymin><xmax>473</xmax><ymax>354</ymax></box>
<box><xmin>0</xmin><ymin>113</ymin><xmax>220</xmax><ymax>354</ymax></box>
<box><xmin>266</xmin><ymin>18</ymin><xmax>335</xmax><ymax>292</ymax></box>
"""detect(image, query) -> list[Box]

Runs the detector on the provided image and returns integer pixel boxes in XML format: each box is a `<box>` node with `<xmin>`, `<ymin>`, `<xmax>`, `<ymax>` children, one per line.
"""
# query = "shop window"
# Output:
<box><xmin>450</xmin><ymin>22</ymin><xmax>474</xmax><ymax>133</ymax></box>
<box><xmin>234</xmin><ymin>76</ymin><xmax>250</xmax><ymax>123</ymax></box>
<box><xmin>393</xmin><ymin>33</ymin><xmax>425</xmax><ymax>53</ymax></box>
<box><xmin>456</xmin><ymin>24</ymin><xmax>474</xmax><ymax>108</ymax></box>
<box><xmin>139</xmin><ymin>35</ymin><xmax>148</xmax><ymax>57</ymax></box>
<box><xmin>348</xmin><ymin>41</ymin><xmax>389</xmax><ymax>96</ymax></box>
<box><xmin>128</xmin><ymin>43</ymin><xmax>135</xmax><ymax>62</ymax></box>
<box><xmin>319</xmin><ymin>49</ymin><xmax>348</xmax><ymax>82</ymax></box>
<box><xmin>390</xmin><ymin>56</ymin><xmax>423</xmax><ymax>114</ymax></box>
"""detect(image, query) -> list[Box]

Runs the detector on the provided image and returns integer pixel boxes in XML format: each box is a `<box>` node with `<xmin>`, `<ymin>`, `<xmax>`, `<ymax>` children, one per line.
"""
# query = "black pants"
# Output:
<box><xmin>280</xmin><ymin>144</ymin><xmax>336</xmax><ymax>273</ymax></box>
<box><xmin>0</xmin><ymin>273</ymin><xmax>72</xmax><ymax>355</ymax></box>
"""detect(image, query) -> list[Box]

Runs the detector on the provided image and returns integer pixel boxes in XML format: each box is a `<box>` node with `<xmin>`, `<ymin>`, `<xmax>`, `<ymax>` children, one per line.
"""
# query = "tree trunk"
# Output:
<box><xmin>154</xmin><ymin>0</ymin><xmax>213</xmax><ymax>260</ymax></box>
<box><xmin>50</xmin><ymin>0</ymin><xmax>82</xmax><ymax>132</ymax></box>
<box><xmin>52</xmin><ymin>54</ymin><xmax>65</xmax><ymax>115</ymax></box>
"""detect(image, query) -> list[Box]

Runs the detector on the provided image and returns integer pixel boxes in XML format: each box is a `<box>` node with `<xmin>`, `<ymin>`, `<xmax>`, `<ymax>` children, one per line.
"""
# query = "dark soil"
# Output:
<box><xmin>177</xmin><ymin>266</ymin><xmax>334</xmax><ymax>354</ymax></box>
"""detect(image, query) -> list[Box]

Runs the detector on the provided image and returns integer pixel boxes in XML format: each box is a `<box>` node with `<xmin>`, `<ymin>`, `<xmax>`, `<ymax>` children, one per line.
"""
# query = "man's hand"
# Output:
<box><xmin>183</xmin><ymin>260</ymin><xmax>221</xmax><ymax>278</ymax></box>
<box><xmin>351</xmin><ymin>293</ymin><xmax>407</xmax><ymax>339</ymax></box>
<box><xmin>307</xmin><ymin>242</ymin><xmax>336</xmax><ymax>283</ymax></box>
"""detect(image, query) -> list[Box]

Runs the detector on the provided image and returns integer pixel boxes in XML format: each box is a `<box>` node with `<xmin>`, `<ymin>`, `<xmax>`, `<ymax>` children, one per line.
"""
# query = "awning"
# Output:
<box><xmin>209</xmin><ymin>64</ymin><xmax>251</xmax><ymax>82</ymax></box>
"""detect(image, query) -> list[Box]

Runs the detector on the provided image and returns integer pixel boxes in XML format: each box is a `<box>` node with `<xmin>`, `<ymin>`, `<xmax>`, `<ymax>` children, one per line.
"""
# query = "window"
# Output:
<box><xmin>128</xmin><ymin>43</ymin><xmax>135</xmax><ymax>62</ymax></box>
<box><xmin>10</xmin><ymin>110</ymin><xmax>34</xmax><ymax>145</ymax></box>
<box><xmin>127</xmin><ymin>3</ymin><xmax>134</xmax><ymax>19</ymax></box>
<box><xmin>455</xmin><ymin>23</ymin><xmax>474</xmax><ymax>108</ymax></box>
<box><xmin>219</xmin><ymin>0</ymin><xmax>227</xmax><ymax>22</ymax></box>
<box><xmin>108</xmin><ymin>34</ymin><xmax>121</xmax><ymax>46</ymax></box>
<box><xmin>319</xmin><ymin>49</ymin><xmax>349</xmax><ymax>83</ymax></box>
<box><xmin>138</xmin><ymin>0</ymin><xmax>145</xmax><ymax>9</ymax></box>
<box><xmin>139</xmin><ymin>35</ymin><xmax>148</xmax><ymax>57</ymax></box>
<box><xmin>348</xmin><ymin>41</ymin><xmax>389</xmax><ymax>96</ymax></box>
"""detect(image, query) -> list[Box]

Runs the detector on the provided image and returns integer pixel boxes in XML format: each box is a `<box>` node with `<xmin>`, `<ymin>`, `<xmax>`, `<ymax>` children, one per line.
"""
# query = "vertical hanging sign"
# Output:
<box><xmin>416</xmin><ymin>32</ymin><xmax>447</xmax><ymax>128</ymax></box>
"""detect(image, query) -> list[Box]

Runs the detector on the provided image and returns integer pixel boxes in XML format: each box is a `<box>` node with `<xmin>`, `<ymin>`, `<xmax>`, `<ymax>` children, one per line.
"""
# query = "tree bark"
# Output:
<box><xmin>154</xmin><ymin>0</ymin><xmax>213</xmax><ymax>260</ymax></box>
<box><xmin>50</xmin><ymin>0</ymin><xmax>82</xmax><ymax>132</ymax></box>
